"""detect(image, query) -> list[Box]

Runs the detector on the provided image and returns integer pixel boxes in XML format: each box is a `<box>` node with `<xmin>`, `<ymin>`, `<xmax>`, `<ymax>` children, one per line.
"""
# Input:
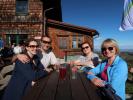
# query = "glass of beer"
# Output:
<box><xmin>59</xmin><ymin>65</ymin><xmax>66</xmax><ymax>80</ymax></box>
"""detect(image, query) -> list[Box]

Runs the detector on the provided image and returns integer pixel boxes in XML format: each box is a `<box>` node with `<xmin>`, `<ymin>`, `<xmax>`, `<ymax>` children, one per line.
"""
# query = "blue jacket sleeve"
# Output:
<box><xmin>87</xmin><ymin>63</ymin><xmax>102</xmax><ymax>80</ymax></box>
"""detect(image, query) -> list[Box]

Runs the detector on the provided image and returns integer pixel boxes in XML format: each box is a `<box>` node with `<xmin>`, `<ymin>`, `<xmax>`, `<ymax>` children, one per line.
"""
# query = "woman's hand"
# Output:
<box><xmin>72</xmin><ymin>66</ymin><xmax>78</xmax><ymax>71</ymax></box>
<box><xmin>45</xmin><ymin>67</ymin><xmax>53</xmax><ymax>73</ymax></box>
<box><xmin>82</xmin><ymin>60</ymin><xmax>94</xmax><ymax>66</ymax></box>
<box><xmin>91</xmin><ymin>78</ymin><xmax>105</xmax><ymax>87</ymax></box>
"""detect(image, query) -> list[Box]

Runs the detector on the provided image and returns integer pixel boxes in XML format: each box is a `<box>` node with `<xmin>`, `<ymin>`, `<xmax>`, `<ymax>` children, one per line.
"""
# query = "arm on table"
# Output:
<box><xmin>87</xmin><ymin>63</ymin><xmax>105</xmax><ymax>87</ymax></box>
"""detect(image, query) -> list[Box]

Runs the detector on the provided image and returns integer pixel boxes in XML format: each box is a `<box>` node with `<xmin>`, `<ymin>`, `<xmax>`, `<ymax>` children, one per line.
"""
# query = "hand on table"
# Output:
<box><xmin>45</xmin><ymin>68</ymin><xmax>53</xmax><ymax>73</ymax></box>
<box><xmin>91</xmin><ymin>78</ymin><xmax>105</xmax><ymax>87</ymax></box>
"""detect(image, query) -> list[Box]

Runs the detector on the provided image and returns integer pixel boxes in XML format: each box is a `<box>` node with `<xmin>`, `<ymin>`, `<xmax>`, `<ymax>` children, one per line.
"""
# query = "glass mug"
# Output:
<box><xmin>71</xmin><ymin>67</ymin><xmax>78</xmax><ymax>79</ymax></box>
<box><xmin>59</xmin><ymin>65</ymin><xmax>66</xmax><ymax>80</ymax></box>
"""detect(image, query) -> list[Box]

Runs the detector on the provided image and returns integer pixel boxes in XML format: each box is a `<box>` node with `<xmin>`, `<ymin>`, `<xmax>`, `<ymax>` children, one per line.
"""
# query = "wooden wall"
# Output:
<box><xmin>47</xmin><ymin>26</ymin><xmax>94</xmax><ymax>58</ymax></box>
<box><xmin>0</xmin><ymin>0</ymin><xmax>43</xmax><ymax>45</ymax></box>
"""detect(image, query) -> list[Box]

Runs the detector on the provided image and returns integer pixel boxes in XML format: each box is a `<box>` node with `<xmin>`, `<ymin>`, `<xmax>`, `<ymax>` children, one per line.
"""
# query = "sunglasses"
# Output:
<box><xmin>28</xmin><ymin>45</ymin><xmax>39</xmax><ymax>48</ymax></box>
<box><xmin>102</xmin><ymin>47</ymin><xmax>114</xmax><ymax>52</ymax></box>
<box><xmin>42</xmin><ymin>40</ymin><xmax>51</xmax><ymax>44</ymax></box>
<box><xmin>82</xmin><ymin>46</ymin><xmax>89</xmax><ymax>50</ymax></box>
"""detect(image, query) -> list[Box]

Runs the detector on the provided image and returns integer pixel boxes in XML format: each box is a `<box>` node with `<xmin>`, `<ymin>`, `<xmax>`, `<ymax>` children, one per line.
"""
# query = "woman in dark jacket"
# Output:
<box><xmin>2</xmin><ymin>39</ymin><xmax>48</xmax><ymax>100</ymax></box>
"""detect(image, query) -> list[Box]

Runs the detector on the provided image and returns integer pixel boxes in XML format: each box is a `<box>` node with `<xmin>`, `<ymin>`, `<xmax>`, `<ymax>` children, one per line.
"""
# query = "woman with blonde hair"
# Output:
<box><xmin>87</xmin><ymin>38</ymin><xmax>128</xmax><ymax>100</ymax></box>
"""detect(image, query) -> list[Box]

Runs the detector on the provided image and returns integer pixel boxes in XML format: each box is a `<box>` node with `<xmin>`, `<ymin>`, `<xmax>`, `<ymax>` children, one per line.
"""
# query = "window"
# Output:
<box><xmin>16</xmin><ymin>0</ymin><xmax>28</xmax><ymax>15</ymax></box>
<box><xmin>58</xmin><ymin>36</ymin><xmax>68</xmax><ymax>49</ymax></box>
<box><xmin>57</xmin><ymin>35</ymin><xmax>83</xmax><ymax>49</ymax></box>
<box><xmin>78</xmin><ymin>36</ymin><xmax>83</xmax><ymax>48</ymax></box>
<box><xmin>72</xmin><ymin>36</ymin><xmax>77</xmax><ymax>48</ymax></box>
<box><xmin>72</xmin><ymin>35</ymin><xmax>83</xmax><ymax>49</ymax></box>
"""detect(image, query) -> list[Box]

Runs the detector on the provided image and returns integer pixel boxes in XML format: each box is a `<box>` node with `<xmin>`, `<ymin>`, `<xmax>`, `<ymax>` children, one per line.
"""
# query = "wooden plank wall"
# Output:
<box><xmin>47</xmin><ymin>26</ymin><xmax>93</xmax><ymax>58</ymax></box>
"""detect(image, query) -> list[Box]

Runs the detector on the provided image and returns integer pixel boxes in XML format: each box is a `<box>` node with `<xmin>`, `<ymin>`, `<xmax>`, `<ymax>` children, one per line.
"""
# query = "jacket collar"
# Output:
<box><xmin>110</xmin><ymin>55</ymin><xmax>120</xmax><ymax>67</ymax></box>
<box><xmin>103</xmin><ymin>55</ymin><xmax>120</xmax><ymax>67</ymax></box>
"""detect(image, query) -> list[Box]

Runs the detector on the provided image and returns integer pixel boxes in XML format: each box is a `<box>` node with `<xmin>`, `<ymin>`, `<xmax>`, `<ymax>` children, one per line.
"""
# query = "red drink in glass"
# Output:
<box><xmin>59</xmin><ymin>66</ymin><xmax>66</xmax><ymax>80</ymax></box>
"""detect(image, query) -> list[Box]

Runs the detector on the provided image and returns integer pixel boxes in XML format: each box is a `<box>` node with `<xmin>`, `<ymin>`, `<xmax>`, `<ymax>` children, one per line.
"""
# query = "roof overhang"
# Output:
<box><xmin>47</xmin><ymin>19</ymin><xmax>99</xmax><ymax>37</ymax></box>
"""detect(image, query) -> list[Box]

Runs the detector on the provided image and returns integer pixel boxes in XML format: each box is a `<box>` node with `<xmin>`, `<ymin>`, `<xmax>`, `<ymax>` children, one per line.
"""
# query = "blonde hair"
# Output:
<box><xmin>101</xmin><ymin>38</ymin><xmax>120</xmax><ymax>54</ymax></box>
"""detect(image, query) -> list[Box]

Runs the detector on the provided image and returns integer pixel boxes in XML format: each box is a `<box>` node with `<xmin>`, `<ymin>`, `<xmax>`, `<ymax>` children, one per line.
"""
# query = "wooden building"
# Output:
<box><xmin>0</xmin><ymin>0</ymin><xmax>99</xmax><ymax>58</ymax></box>
<box><xmin>47</xmin><ymin>19</ymin><xmax>99</xmax><ymax>58</ymax></box>
<box><xmin>0</xmin><ymin>0</ymin><xmax>62</xmax><ymax>45</ymax></box>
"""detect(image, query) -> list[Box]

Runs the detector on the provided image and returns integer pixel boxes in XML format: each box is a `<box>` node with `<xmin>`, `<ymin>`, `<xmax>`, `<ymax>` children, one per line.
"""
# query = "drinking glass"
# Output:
<box><xmin>71</xmin><ymin>67</ymin><xmax>77</xmax><ymax>79</ymax></box>
<box><xmin>59</xmin><ymin>65</ymin><xmax>66</xmax><ymax>80</ymax></box>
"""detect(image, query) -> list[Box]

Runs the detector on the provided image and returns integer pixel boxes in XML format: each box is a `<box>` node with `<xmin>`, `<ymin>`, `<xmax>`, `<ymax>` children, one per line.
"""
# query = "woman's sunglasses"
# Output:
<box><xmin>82</xmin><ymin>46</ymin><xmax>89</xmax><ymax>50</ymax></box>
<box><xmin>42</xmin><ymin>40</ymin><xmax>51</xmax><ymax>44</ymax></box>
<box><xmin>102</xmin><ymin>47</ymin><xmax>114</xmax><ymax>52</ymax></box>
<box><xmin>28</xmin><ymin>45</ymin><xmax>39</xmax><ymax>48</ymax></box>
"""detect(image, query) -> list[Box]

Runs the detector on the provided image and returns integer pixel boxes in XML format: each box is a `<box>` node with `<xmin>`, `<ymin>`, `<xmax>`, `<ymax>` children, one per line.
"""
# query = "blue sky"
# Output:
<box><xmin>61</xmin><ymin>0</ymin><xmax>133</xmax><ymax>50</ymax></box>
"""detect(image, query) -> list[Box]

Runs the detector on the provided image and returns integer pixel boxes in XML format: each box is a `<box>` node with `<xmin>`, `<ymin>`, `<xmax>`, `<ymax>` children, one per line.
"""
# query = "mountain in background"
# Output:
<box><xmin>94</xmin><ymin>45</ymin><xmax>133</xmax><ymax>52</ymax></box>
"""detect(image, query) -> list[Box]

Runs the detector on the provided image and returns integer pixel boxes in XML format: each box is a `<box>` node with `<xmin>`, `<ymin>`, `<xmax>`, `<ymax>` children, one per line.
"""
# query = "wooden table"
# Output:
<box><xmin>23</xmin><ymin>66</ymin><xmax>102</xmax><ymax>100</ymax></box>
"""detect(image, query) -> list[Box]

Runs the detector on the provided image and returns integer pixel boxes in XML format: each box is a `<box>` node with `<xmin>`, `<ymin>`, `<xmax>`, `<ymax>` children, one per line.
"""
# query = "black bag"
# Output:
<box><xmin>98</xmin><ymin>84</ymin><xmax>122</xmax><ymax>100</ymax></box>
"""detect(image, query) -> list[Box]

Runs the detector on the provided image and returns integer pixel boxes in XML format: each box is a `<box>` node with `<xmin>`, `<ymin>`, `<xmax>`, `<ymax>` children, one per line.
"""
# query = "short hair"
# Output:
<box><xmin>81</xmin><ymin>41</ymin><xmax>92</xmax><ymax>51</ymax></box>
<box><xmin>41</xmin><ymin>35</ymin><xmax>52</xmax><ymax>43</ymax></box>
<box><xmin>101</xmin><ymin>38</ymin><xmax>120</xmax><ymax>54</ymax></box>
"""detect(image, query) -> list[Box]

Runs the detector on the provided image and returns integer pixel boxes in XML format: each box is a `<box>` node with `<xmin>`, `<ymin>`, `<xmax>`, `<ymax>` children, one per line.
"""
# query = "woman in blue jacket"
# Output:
<box><xmin>2</xmin><ymin>39</ymin><xmax>48</xmax><ymax>100</ymax></box>
<box><xmin>87</xmin><ymin>38</ymin><xmax>128</xmax><ymax>100</ymax></box>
